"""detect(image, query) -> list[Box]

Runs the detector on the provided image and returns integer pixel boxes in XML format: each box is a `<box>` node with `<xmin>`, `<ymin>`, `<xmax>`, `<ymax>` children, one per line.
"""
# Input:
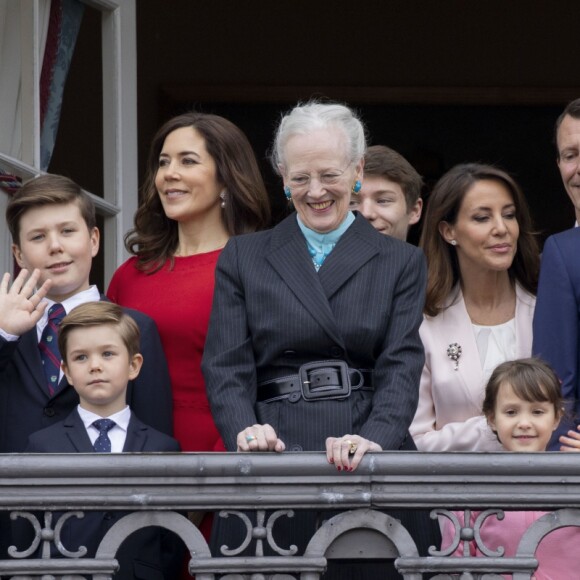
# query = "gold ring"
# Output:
<box><xmin>245</xmin><ymin>434</ymin><xmax>257</xmax><ymax>442</ymax></box>
<box><xmin>346</xmin><ymin>440</ymin><xmax>357</xmax><ymax>455</ymax></box>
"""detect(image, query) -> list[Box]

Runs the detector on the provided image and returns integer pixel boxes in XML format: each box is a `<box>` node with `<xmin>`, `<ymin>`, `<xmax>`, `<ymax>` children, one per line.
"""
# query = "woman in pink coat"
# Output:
<box><xmin>410</xmin><ymin>164</ymin><xmax>540</xmax><ymax>451</ymax></box>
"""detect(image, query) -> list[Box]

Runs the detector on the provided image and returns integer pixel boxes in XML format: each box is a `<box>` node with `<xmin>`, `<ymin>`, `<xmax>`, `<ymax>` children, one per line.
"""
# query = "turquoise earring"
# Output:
<box><xmin>284</xmin><ymin>186</ymin><xmax>292</xmax><ymax>200</ymax></box>
<box><xmin>352</xmin><ymin>180</ymin><xmax>362</xmax><ymax>194</ymax></box>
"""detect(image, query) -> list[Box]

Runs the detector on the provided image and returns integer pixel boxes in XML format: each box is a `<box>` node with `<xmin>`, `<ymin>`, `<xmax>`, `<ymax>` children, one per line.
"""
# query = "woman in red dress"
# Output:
<box><xmin>107</xmin><ymin>112</ymin><xmax>271</xmax><ymax>541</ymax></box>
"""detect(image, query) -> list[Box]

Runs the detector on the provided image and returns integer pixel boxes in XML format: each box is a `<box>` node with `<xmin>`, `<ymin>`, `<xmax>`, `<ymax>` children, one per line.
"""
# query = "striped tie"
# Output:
<box><xmin>39</xmin><ymin>303</ymin><xmax>66</xmax><ymax>395</ymax></box>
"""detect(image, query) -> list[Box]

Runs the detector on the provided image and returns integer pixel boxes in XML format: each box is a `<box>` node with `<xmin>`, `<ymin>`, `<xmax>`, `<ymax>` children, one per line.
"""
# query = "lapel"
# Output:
<box><xmin>440</xmin><ymin>290</ymin><xmax>485</xmax><ymax>409</ymax></box>
<box><xmin>123</xmin><ymin>414</ymin><xmax>148</xmax><ymax>452</ymax></box>
<box><xmin>514</xmin><ymin>283</ymin><xmax>535</xmax><ymax>358</ymax></box>
<box><xmin>17</xmin><ymin>328</ymin><xmax>52</xmax><ymax>396</ymax></box>
<box><xmin>266</xmin><ymin>214</ymin><xmax>379</xmax><ymax>348</ymax></box>
<box><xmin>266</xmin><ymin>214</ymin><xmax>346</xmax><ymax>348</ymax></box>
<box><xmin>63</xmin><ymin>410</ymin><xmax>95</xmax><ymax>452</ymax></box>
<box><xmin>318</xmin><ymin>214</ymin><xmax>380</xmax><ymax>300</ymax></box>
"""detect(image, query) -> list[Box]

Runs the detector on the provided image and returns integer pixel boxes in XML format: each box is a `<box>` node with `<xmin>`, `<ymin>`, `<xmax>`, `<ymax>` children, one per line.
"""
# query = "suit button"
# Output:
<box><xmin>289</xmin><ymin>444</ymin><xmax>303</xmax><ymax>452</ymax></box>
<box><xmin>283</xmin><ymin>350</ymin><xmax>296</xmax><ymax>358</ymax></box>
<box><xmin>43</xmin><ymin>407</ymin><xmax>55</xmax><ymax>418</ymax></box>
<box><xmin>288</xmin><ymin>392</ymin><xmax>301</xmax><ymax>403</ymax></box>
<box><xmin>330</xmin><ymin>346</ymin><xmax>343</xmax><ymax>358</ymax></box>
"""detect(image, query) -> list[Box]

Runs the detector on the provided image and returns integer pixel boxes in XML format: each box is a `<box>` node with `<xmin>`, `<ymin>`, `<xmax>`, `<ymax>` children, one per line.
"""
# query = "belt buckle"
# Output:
<box><xmin>299</xmin><ymin>360</ymin><xmax>350</xmax><ymax>401</ymax></box>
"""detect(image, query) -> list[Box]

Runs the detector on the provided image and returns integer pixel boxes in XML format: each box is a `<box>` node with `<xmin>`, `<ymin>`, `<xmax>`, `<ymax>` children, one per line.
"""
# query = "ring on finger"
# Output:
<box><xmin>245</xmin><ymin>434</ymin><xmax>257</xmax><ymax>443</ymax></box>
<box><xmin>346</xmin><ymin>440</ymin><xmax>358</xmax><ymax>455</ymax></box>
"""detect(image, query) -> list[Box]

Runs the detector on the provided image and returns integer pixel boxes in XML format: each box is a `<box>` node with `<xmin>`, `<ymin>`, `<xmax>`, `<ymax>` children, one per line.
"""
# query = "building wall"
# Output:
<box><xmin>50</xmin><ymin>0</ymin><xmax>580</xmax><ymax>249</ymax></box>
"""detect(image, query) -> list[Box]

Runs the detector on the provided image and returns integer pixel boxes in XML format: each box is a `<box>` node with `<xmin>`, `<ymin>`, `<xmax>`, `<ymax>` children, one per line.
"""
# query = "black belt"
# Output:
<box><xmin>257</xmin><ymin>360</ymin><xmax>373</xmax><ymax>403</ymax></box>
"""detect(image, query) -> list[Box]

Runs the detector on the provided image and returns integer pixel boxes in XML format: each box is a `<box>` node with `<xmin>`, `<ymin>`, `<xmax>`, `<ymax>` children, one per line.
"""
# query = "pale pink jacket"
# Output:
<box><xmin>410</xmin><ymin>284</ymin><xmax>536</xmax><ymax>451</ymax></box>
<box><xmin>441</xmin><ymin>509</ymin><xmax>580</xmax><ymax>579</ymax></box>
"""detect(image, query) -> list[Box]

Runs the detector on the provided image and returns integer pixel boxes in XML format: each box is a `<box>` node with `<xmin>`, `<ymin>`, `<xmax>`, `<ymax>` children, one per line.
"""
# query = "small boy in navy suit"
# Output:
<box><xmin>23</xmin><ymin>301</ymin><xmax>181</xmax><ymax>579</ymax></box>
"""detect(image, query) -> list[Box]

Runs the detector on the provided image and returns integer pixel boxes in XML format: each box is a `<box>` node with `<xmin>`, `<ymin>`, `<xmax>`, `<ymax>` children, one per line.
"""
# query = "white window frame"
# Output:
<box><xmin>0</xmin><ymin>0</ymin><xmax>137</xmax><ymax>285</ymax></box>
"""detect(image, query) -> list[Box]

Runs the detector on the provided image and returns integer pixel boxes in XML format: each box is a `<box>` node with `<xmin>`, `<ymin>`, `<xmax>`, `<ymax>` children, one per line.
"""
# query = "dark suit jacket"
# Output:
<box><xmin>533</xmin><ymin>227</ymin><xmax>580</xmax><ymax>450</ymax></box>
<box><xmin>25</xmin><ymin>408</ymin><xmax>180</xmax><ymax>453</ymax></box>
<box><xmin>23</xmin><ymin>410</ymin><xmax>181</xmax><ymax>580</ymax></box>
<box><xmin>0</xmin><ymin>296</ymin><xmax>173</xmax><ymax>453</ymax></box>
<box><xmin>202</xmin><ymin>212</ymin><xmax>427</xmax><ymax>452</ymax></box>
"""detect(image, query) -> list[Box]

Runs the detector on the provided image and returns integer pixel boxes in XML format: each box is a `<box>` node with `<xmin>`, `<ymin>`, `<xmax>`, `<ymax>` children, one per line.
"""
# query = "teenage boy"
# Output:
<box><xmin>349</xmin><ymin>145</ymin><xmax>423</xmax><ymax>241</ymax></box>
<box><xmin>0</xmin><ymin>174</ymin><xmax>173</xmax><ymax>455</ymax></box>
<box><xmin>23</xmin><ymin>301</ymin><xmax>181</xmax><ymax>578</ymax></box>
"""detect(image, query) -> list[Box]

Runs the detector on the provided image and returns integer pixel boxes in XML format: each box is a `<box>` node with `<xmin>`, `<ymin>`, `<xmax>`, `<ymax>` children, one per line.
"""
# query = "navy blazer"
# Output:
<box><xmin>202</xmin><ymin>212</ymin><xmax>427</xmax><ymax>452</ymax></box>
<box><xmin>22</xmin><ymin>410</ymin><xmax>181</xmax><ymax>580</ymax></box>
<box><xmin>25</xmin><ymin>408</ymin><xmax>180</xmax><ymax>453</ymax></box>
<box><xmin>0</xmin><ymin>296</ymin><xmax>173</xmax><ymax>452</ymax></box>
<box><xmin>533</xmin><ymin>227</ymin><xmax>580</xmax><ymax>450</ymax></box>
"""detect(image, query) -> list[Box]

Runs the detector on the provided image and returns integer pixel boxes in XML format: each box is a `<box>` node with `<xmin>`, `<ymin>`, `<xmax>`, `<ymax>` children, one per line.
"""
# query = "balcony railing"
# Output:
<box><xmin>1</xmin><ymin>451</ymin><xmax>579</xmax><ymax>579</ymax></box>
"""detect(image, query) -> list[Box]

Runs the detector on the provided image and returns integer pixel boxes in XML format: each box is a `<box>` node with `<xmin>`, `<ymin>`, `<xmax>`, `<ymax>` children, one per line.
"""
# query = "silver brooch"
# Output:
<box><xmin>447</xmin><ymin>343</ymin><xmax>462</xmax><ymax>371</ymax></box>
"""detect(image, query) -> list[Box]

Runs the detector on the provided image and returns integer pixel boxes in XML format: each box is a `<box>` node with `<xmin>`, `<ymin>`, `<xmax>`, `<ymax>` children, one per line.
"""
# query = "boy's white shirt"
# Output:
<box><xmin>77</xmin><ymin>404</ymin><xmax>130</xmax><ymax>453</ymax></box>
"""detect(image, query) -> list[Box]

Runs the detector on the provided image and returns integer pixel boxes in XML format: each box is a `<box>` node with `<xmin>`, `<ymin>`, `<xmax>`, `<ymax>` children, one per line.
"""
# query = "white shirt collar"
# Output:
<box><xmin>77</xmin><ymin>405</ymin><xmax>131</xmax><ymax>432</ymax></box>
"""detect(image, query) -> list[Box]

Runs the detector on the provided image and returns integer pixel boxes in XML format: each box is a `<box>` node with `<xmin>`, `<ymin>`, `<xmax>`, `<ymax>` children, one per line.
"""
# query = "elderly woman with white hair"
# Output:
<box><xmin>202</xmin><ymin>101</ymin><xmax>438</xmax><ymax>577</ymax></box>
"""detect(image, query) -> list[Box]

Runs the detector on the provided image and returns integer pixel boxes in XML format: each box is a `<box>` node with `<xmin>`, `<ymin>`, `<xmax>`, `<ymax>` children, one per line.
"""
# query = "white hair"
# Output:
<box><xmin>271</xmin><ymin>101</ymin><xmax>367</xmax><ymax>174</ymax></box>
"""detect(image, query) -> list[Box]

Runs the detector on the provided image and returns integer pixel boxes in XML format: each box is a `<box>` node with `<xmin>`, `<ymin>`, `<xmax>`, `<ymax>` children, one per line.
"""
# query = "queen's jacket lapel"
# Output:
<box><xmin>266</xmin><ymin>215</ymin><xmax>347</xmax><ymax>350</ymax></box>
<box><xmin>318</xmin><ymin>215</ymin><xmax>380</xmax><ymax>300</ymax></box>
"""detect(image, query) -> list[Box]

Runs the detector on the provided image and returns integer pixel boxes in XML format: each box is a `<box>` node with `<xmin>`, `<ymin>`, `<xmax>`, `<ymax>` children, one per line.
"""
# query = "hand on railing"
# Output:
<box><xmin>237</xmin><ymin>423</ymin><xmax>286</xmax><ymax>452</ymax></box>
<box><xmin>325</xmin><ymin>434</ymin><xmax>382</xmax><ymax>472</ymax></box>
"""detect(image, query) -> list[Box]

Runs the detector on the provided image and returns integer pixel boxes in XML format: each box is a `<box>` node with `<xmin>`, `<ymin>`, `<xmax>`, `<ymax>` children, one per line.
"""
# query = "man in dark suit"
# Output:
<box><xmin>533</xmin><ymin>99</ymin><xmax>580</xmax><ymax>451</ymax></box>
<box><xmin>533</xmin><ymin>228</ymin><xmax>580</xmax><ymax>451</ymax></box>
<box><xmin>0</xmin><ymin>174</ymin><xmax>173</xmax><ymax>455</ymax></box>
<box><xmin>19</xmin><ymin>301</ymin><xmax>181</xmax><ymax>579</ymax></box>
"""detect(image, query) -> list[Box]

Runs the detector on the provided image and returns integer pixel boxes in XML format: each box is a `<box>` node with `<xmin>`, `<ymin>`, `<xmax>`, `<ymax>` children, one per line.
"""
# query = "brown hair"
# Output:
<box><xmin>363</xmin><ymin>145</ymin><xmax>423</xmax><ymax>211</ymax></box>
<box><xmin>554</xmin><ymin>98</ymin><xmax>580</xmax><ymax>156</ymax></box>
<box><xmin>419</xmin><ymin>163</ymin><xmax>539</xmax><ymax>316</ymax></box>
<box><xmin>125</xmin><ymin>112</ymin><xmax>271</xmax><ymax>272</ymax></box>
<box><xmin>482</xmin><ymin>357</ymin><xmax>563</xmax><ymax>422</ymax></box>
<box><xmin>58</xmin><ymin>302</ymin><xmax>140</xmax><ymax>363</ymax></box>
<box><xmin>6</xmin><ymin>174</ymin><xmax>96</xmax><ymax>245</ymax></box>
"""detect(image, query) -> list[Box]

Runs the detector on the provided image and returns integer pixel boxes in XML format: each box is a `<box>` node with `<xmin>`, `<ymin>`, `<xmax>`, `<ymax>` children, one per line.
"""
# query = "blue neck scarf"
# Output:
<box><xmin>297</xmin><ymin>212</ymin><xmax>355</xmax><ymax>271</ymax></box>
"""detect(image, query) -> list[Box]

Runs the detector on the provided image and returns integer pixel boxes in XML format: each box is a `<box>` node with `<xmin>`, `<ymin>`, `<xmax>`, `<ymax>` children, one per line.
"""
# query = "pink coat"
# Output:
<box><xmin>410</xmin><ymin>284</ymin><xmax>536</xmax><ymax>451</ymax></box>
<box><xmin>441</xmin><ymin>509</ymin><xmax>580</xmax><ymax>579</ymax></box>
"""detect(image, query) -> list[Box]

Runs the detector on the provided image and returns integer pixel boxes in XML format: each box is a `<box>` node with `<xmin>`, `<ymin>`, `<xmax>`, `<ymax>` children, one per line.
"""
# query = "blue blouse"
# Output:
<box><xmin>296</xmin><ymin>212</ymin><xmax>355</xmax><ymax>271</ymax></box>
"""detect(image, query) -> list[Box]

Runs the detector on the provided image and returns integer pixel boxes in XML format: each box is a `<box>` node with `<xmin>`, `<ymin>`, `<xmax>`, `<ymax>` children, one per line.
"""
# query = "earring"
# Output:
<box><xmin>220</xmin><ymin>190</ymin><xmax>227</xmax><ymax>209</ymax></box>
<box><xmin>450</xmin><ymin>240</ymin><xmax>457</xmax><ymax>246</ymax></box>
<box><xmin>352</xmin><ymin>180</ymin><xmax>362</xmax><ymax>194</ymax></box>
<box><xmin>284</xmin><ymin>186</ymin><xmax>292</xmax><ymax>200</ymax></box>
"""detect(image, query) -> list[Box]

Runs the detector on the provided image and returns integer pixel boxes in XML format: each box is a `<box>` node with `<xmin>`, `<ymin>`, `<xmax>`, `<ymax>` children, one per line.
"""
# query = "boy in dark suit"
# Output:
<box><xmin>23</xmin><ymin>301</ymin><xmax>181</xmax><ymax>579</ymax></box>
<box><xmin>0</xmin><ymin>173</ymin><xmax>173</xmax><ymax>455</ymax></box>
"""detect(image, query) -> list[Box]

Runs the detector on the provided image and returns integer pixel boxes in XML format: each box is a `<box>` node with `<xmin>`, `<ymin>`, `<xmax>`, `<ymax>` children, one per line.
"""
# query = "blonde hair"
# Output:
<box><xmin>58</xmin><ymin>302</ymin><xmax>140</xmax><ymax>363</ymax></box>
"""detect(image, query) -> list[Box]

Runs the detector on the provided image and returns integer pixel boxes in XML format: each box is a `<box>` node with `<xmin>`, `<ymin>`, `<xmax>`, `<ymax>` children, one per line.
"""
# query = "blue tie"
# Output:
<box><xmin>39</xmin><ymin>303</ymin><xmax>66</xmax><ymax>395</ymax></box>
<box><xmin>93</xmin><ymin>419</ymin><xmax>116</xmax><ymax>453</ymax></box>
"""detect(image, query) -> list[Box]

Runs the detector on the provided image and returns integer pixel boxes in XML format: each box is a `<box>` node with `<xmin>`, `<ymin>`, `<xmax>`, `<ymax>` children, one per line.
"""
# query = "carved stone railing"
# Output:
<box><xmin>1</xmin><ymin>451</ymin><xmax>580</xmax><ymax>579</ymax></box>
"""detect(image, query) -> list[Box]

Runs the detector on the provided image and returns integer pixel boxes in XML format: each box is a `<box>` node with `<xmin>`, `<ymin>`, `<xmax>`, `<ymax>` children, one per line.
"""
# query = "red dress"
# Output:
<box><xmin>107</xmin><ymin>251</ymin><xmax>226</xmax><ymax>453</ymax></box>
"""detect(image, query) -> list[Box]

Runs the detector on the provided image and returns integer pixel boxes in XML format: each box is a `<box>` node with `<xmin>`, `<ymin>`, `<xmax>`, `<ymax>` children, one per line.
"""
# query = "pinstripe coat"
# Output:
<box><xmin>202</xmin><ymin>212</ymin><xmax>427</xmax><ymax>453</ymax></box>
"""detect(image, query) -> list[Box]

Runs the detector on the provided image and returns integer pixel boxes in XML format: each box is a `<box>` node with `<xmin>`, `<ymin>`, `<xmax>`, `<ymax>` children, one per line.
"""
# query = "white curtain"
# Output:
<box><xmin>0</xmin><ymin>0</ymin><xmax>50</xmax><ymax>275</ymax></box>
<box><xmin>0</xmin><ymin>0</ymin><xmax>51</xmax><ymax>161</ymax></box>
